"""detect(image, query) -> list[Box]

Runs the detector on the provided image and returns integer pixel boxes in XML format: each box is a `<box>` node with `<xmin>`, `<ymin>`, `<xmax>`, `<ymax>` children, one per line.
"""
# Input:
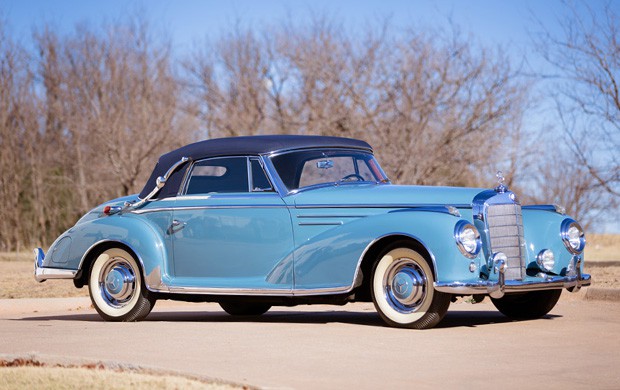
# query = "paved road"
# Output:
<box><xmin>1</xmin><ymin>296</ymin><xmax>619</xmax><ymax>389</ymax></box>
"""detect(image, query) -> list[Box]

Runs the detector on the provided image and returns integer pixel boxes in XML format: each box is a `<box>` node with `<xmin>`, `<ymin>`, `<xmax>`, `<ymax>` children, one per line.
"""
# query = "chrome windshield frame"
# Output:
<box><xmin>264</xmin><ymin>147</ymin><xmax>390</xmax><ymax>197</ymax></box>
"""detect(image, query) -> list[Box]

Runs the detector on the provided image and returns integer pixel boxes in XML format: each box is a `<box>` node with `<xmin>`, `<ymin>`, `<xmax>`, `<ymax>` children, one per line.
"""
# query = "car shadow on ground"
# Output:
<box><xmin>14</xmin><ymin>308</ymin><xmax>562</xmax><ymax>329</ymax></box>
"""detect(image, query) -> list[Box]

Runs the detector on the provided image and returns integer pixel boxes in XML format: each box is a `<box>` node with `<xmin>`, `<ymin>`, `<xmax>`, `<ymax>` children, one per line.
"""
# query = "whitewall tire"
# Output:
<box><xmin>371</xmin><ymin>244</ymin><xmax>451</xmax><ymax>329</ymax></box>
<box><xmin>88</xmin><ymin>247</ymin><xmax>155</xmax><ymax>321</ymax></box>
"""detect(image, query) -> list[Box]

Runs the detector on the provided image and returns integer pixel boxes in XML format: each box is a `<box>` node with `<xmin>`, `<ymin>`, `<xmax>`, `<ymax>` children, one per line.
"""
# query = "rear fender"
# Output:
<box><xmin>65</xmin><ymin>214</ymin><xmax>171</xmax><ymax>292</ymax></box>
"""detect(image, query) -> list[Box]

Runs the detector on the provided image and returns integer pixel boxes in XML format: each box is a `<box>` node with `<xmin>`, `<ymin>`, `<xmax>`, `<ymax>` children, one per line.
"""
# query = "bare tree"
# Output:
<box><xmin>187</xmin><ymin>18</ymin><xmax>529</xmax><ymax>188</ymax></box>
<box><xmin>0</xmin><ymin>20</ymin><xmax>30</xmax><ymax>250</ymax></box>
<box><xmin>186</xmin><ymin>25</ymin><xmax>270</xmax><ymax>138</ymax></box>
<box><xmin>536</xmin><ymin>1</ymin><xmax>620</xmax><ymax>197</ymax></box>
<box><xmin>36</xmin><ymin>17</ymin><xmax>191</xmax><ymax>204</ymax></box>
<box><xmin>372</xmin><ymin>28</ymin><xmax>527</xmax><ymax>187</ymax></box>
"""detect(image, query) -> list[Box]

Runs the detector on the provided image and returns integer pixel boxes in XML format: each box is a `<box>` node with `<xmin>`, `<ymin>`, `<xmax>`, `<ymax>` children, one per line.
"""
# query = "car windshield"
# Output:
<box><xmin>270</xmin><ymin>149</ymin><xmax>389</xmax><ymax>192</ymax></box>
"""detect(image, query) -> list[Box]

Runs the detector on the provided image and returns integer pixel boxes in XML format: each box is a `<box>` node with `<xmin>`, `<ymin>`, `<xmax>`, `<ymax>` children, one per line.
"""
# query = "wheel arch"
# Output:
<box><xmin>355</xmin><ymin>234</ymin><xmax>436</xmax><ymax>301</ymax></box>
<box><xmin>74</xmin><ymin>240</ymin><xmax>146</xmax><ymax>288</ymax></box>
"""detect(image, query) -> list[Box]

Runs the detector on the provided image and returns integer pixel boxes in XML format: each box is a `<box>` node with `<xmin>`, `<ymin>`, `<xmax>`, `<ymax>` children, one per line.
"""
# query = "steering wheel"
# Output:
<box><xmin>340</xmin><ymin>173</ymin><xmax>365</xmax><ymax>182</ymax></box>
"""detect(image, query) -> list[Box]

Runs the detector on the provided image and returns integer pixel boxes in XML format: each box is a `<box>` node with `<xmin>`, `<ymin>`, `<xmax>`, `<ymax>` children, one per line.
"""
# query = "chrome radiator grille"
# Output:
<box><xmin>486</xmin><ymin>203</ymin><xmax>526</xmax><ymax>280</ymax></box>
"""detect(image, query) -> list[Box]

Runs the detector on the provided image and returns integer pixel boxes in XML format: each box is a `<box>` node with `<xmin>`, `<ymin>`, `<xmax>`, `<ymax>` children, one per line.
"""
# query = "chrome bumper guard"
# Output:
<box><xmin>434</xmin><ymin>256</ymin><xmax>591</xmax><ymax>299</ymax></box>
<box><xmin>33</xmin><ymin>248</ymin><xmax>78</xmax><ymax>282</ymax></box>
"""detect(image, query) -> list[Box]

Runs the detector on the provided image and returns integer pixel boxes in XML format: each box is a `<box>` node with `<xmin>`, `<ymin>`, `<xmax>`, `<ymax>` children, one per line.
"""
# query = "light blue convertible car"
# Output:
<box><xmin>35</xmin><ymin>135</ymin><xmax>591</xmax><ymax>328</ymax></box>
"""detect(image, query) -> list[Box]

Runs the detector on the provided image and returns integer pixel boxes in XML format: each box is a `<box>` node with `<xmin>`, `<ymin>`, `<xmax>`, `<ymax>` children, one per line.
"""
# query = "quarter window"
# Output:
<box><xmin>250</xmin><ymin>158</ymin><xmax>274</xmax><ymax>192</ymax></box>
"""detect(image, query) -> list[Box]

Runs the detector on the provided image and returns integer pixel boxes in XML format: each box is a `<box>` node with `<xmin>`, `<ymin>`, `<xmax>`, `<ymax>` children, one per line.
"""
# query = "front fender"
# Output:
<box><xmin>522</xmin><ymin>209</ymin><xmax>583</xmax><ymax>275</ymax></box>
<box><xmin>293</xmin><ymin>209</ymin><xmax>478</xmax><ymax>290</ymax></box>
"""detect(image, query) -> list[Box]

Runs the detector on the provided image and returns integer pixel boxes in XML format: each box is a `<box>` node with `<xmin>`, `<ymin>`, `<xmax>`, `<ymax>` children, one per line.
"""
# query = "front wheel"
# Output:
<box><xmin>88</xmin><ymin>247</ymin><xmax>155</xmax><ymax>321</ymax></box>
<box><xmin>371</xmin><ymin>244</ymin><xmax>451</xmax><ymax>329</ymax></box>
<box><xmin>491</xmin><ymin>289</ymin><xmax>562</xmax><ymax>320</ymax></box>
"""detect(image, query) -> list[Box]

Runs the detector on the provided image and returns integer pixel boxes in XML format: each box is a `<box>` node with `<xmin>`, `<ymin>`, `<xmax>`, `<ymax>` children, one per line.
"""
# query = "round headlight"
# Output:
<box><xmin>454</xmin><ymin>220</ymin><xmax>481</xmax><ymax>259</ymax></box>
<box><xmin>537</xmin><ymin>249</ymin><xmax>555</xmax><ymax>272</ymax></box>
<box><xmin>561</xmin><ymin>219</ymin><xmax>586</xmax><ymax>254</ymax></box>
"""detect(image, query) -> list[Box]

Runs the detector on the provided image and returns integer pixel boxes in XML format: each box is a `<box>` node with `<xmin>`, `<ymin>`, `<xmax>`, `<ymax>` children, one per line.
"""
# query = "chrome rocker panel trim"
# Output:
<box><xmin>434</xmin><ymin>256</ymin><xmax>591</xmax><ymax>299</ymax></box>
<box><xmin>162</xmin><ymin>285</ymin><xmax>351</xmax><ymax>296</ymax></box>
<box><xmin>34</xmin><ymin>248</ymin><xmax>78</xmax><ymax>282</ymax></box>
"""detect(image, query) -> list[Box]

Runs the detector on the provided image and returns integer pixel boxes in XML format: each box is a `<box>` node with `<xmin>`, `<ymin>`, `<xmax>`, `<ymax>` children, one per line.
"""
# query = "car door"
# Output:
<box><xmin>170</xmin><ymin>156</ymin><xmax>294</xmax><ymax>292</ymax></box>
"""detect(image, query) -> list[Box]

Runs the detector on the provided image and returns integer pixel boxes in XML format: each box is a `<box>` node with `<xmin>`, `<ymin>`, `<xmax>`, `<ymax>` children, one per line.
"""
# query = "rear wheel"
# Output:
<box><xmin>491</xmin><ymin>289</ymin><xmax>562</xmax><ymax>320</ymax></box>
<box><xmin>88</xmin><ymin>247</ymin><xmax>155</xmax><ymax>322</ymax></box>
<box><xmin>371</xmin><ymin>243</ymin><xmax>451</xmax><ymax>329</ymax></box>
<box><xmin>219</xmin><ymin>302</ymin><xmax>271</xmax><ymax>316</ymax></box>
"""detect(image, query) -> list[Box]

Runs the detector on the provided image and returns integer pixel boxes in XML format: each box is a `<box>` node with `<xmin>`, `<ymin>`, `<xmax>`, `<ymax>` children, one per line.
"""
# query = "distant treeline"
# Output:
<box><xmin>0</xmin><ymin>11</ymin><xmax>617</xmax><ymax>249</ymax></box>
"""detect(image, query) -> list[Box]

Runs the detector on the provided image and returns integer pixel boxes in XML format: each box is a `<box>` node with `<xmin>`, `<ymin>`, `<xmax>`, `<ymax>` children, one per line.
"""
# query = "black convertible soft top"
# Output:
<box><xmin>138</xmin><ymin>135</ymin><xmax>372</xmax><ymax>199</ymax></box>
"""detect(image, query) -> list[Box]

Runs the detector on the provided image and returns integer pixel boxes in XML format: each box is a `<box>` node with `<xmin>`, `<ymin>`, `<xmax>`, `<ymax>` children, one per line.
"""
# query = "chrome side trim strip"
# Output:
<box><xmin>295</xmin><ymin>203</ymin><xmax>471</xmax><ymax>210</ymax></box>
<box><xmin>132</xmin><ymin>204</ymin><xmax>287</xmax><ymax>214</ymax></box>
<box><xmin>522</xmin><ymin>204</ymin><xmax>566</xmax><ymax>214</ymax></box>
<box><xmin>297</xmin><ymin>215</ymin><xmax>367</xmax><ymax>219</ymax></box>
<box><xmin>135</xmin><ymin>203</ymin><xmax>471</xmax><ymax>214</ymax></box>
<box><xmin>298</xmin><ymin>222</ymin><xmax>343</xmax><ymax>226</ymax></box>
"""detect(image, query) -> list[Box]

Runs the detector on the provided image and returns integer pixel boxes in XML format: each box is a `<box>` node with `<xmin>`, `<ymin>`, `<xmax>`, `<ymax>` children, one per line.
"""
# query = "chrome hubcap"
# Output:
<box><xmin>99</xmin><ymin>257</ymin><xmax>136</xmax><ymax>308</ymax></box>
<box><xmin>383</xmin><ymin>258</ymin><xmax>428</xmax><ymax>313</ymax></box>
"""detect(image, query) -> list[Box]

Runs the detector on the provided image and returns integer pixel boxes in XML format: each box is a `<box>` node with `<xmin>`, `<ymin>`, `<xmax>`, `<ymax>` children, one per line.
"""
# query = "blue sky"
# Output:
<box><xmin>2</xmin><ymin>0</ymin><xmax>571</xmax><ymax>55</ymax></box>
<box><xmin>2</xmin><ymin>0</ymin><xmax>597</xmax><ymax>90</ymax></box>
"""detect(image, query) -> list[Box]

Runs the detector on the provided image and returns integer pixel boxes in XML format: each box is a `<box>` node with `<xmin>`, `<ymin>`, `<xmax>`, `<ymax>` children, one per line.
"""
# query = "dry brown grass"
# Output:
<box><xmin>0</xmin><ymin>366</ymin><xmax>242</xmax><ymax>389</ymax></box>
<box><xmin>0</xmin><ymin>252</ymin><xmax>88</xmax><ymax>299</ymax></box>
<box><xmin>585</xmin><ymin>234</ymin><xmax>620</xmax><ymax>261</ymax></box>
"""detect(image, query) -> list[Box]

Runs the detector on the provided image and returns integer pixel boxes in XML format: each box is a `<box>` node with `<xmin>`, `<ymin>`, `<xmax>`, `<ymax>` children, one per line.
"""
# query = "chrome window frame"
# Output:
<box><xmin>179</xmin><ymin>155</ymin><xmax>277</xmax><ymax>196</ymax></box>
<box><xmin>249</xmin><ymin>157</ymin><xmax>275</xmax><ymax>192</ymax></box>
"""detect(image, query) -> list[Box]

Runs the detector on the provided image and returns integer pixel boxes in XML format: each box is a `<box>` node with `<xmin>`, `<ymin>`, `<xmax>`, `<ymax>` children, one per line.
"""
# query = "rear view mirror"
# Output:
<box><xmin>317</xmin><ymin>160</ymin><xmax>334</xmax><ymax>169</ymax></box>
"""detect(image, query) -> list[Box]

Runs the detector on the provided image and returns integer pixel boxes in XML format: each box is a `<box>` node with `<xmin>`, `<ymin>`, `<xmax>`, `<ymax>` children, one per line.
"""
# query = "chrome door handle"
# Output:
<box><xmin>167</xmin><ymin>219</ymin><xmax>186</xmax><ymax>235</ymax></box>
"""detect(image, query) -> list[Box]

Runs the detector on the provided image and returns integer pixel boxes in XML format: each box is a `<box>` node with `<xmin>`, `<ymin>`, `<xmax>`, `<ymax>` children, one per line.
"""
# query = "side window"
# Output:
<box><xmin>186</xmin><ymin>157</ymin><xmax>249</xmax><ymax>194</ymax></box>
<box><xmin>250</xmin><ymin>159</ymin><xmax>274</xmax><ymax>192</ymax></box>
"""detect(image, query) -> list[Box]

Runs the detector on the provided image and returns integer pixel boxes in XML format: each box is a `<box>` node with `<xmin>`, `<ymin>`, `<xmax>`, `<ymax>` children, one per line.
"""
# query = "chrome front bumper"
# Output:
<box><xmin>434</xmin><ymin>256</ymin><xmax>591</xmax><ymax>299</ymax></box>
<box><xmin>34</xmin><ymin>248</ymin><xmax>77</xmax><ymax>282</ymax></box>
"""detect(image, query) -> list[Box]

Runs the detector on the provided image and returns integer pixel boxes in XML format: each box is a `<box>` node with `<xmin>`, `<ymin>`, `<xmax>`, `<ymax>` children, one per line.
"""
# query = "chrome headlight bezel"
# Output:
<box><xmin>454</xmin><ymin>220</ymin><xmax>482</xmax><ymax>259</ymax></box>
<box><xmin>561</xmin><ymin>218</ymin><xmax>586</xmax><ymax>254</ymax></box>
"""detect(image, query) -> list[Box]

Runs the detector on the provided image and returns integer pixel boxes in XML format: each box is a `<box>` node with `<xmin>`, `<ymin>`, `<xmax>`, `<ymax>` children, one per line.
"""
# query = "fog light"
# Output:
<box><xmin>537</xmin><ymin>249</ymin><xmax>555</xmax><ymax>272</ymax></box>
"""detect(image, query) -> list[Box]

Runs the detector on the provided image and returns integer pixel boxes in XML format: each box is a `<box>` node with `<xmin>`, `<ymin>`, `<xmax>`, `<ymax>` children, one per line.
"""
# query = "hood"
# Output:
<box><xmin>289</xmin><ymin>184</ymin><xmax>484</xmax><ymax>207</ymax></box>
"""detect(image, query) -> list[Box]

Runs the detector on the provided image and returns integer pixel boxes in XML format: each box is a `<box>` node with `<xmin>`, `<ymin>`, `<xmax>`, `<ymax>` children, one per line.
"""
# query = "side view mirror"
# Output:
<box><xmin>156</xmin><ymin>176</ymin><xmax>166</xmax><ymax>189</ymax></box>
